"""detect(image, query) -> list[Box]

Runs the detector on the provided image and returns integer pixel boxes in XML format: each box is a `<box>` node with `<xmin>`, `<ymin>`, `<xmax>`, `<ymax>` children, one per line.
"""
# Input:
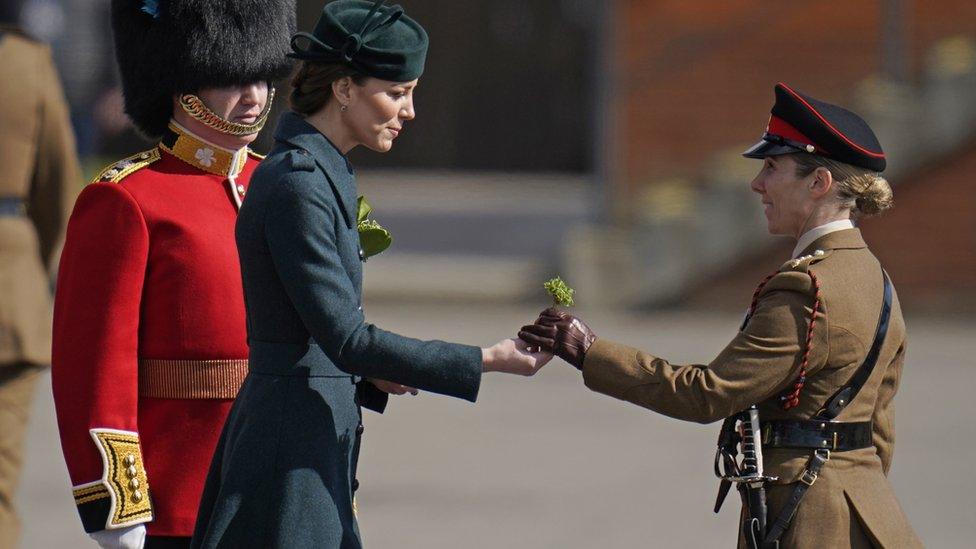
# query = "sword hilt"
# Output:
<box><xmin>739</xmin><ymin>405</ymin><xmax>763</xmax><ymax>475</ymax></box>
<box><xmin>725</xmin><ymin>406</ymin><xmax>778</xmax><ymax>484</ymax></box>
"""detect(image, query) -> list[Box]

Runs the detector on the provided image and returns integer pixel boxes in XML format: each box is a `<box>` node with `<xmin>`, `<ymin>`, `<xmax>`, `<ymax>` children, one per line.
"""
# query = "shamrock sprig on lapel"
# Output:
<box><xmin>357</xmin><ymin>196</ymin><xmax>392</xmax><ymax>260</ymax></box>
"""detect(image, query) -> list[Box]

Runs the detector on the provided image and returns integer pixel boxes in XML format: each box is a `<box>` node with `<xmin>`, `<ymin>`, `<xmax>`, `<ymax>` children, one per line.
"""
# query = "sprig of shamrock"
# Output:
<box><xmin>543</xmin><ymin>276</ymin><xmax>575</xmax><ymax>307</ymax></box>
<box><xmin>357</xmin><ymin>196</ymin><xmax>392</xmax><ymax>260</ymax></box>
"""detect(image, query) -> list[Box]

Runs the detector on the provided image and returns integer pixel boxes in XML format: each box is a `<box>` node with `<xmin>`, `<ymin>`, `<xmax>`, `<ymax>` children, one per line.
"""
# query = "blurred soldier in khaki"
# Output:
<box><xmin>0</xmin><ymin>2</ymin><xmax>82</xmax><ymax>547</ymax></box>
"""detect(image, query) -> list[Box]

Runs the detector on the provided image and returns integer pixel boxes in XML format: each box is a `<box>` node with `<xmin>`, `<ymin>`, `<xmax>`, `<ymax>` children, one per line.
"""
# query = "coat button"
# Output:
<box><xmin>358</xmin><ymin>249</ymin><xmax>365</xmax><ymax>260</ymax></box>
<box><xmin>352</xmin><ymin>479</ymin><xmax>360</xmax><ymax>492</ymax></box>
<box><xmin>356</xmin><ymin>424</ymin><xmax>365</xmax><ymax>435</ymax></box>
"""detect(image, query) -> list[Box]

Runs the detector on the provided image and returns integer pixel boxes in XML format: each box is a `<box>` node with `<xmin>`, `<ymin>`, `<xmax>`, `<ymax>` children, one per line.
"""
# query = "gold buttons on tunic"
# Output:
<box><xmin>123</xmin><ymin>454</ymin><xmax>143</xmax><ymax>502</ymax></box>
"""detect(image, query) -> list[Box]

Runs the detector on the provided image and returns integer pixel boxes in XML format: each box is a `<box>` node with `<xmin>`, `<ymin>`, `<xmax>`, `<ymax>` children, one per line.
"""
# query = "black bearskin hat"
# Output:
<box><xmin>111</xmin><ymin>0</ymin><xmax>296</xmax><ymax>137</ymax></box>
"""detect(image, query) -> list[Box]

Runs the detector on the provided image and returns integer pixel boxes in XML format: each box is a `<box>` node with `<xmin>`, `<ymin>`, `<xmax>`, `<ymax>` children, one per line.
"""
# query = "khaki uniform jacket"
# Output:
<box><xmin>582</xmin><ymin>229</ymin><xmax>922</xmax><ymax>548</ymax></box>
<box><xmin>0</xmin><ymin>28</ymin><xmax>81</xmax><ymax>366</ymax></box>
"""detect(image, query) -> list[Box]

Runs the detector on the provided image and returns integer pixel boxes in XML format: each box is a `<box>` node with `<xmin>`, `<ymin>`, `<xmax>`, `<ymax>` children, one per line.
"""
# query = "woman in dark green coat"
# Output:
<box><xmin>190</xmin><ymin>2</ymin><xmax>550</xmax><ymax>547</ymax></box>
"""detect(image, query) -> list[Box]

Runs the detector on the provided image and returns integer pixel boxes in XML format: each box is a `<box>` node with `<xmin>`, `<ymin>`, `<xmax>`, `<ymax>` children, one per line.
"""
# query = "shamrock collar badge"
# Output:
<box><xmin>357</xmin><ymin>196</ymin><xmax>392</xmax><ymax>260</ymax></box>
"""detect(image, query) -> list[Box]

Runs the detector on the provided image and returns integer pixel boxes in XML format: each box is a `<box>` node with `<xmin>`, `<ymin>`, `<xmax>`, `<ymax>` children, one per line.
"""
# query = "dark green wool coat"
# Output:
<box><xmin>191</xmin><ymin>112</ymin><xmax>482</xmax><ymax>549</ymax></box>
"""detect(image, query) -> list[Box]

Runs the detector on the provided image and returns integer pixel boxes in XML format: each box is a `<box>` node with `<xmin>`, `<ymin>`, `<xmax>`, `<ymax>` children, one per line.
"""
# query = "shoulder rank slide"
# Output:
<box><xmin>72</xmin><ymin>429</ymin><xmax>153</xmax><ymax>531</ymax></box>
<box><xmin>91</xmin><ymin>148</ymin><xmax>161</xmax><ymax>184</ymax></box>
<box><xmin>780</xmin><ymin>248</ymin><xmax>833</xmax><ymax>273</ymax></box>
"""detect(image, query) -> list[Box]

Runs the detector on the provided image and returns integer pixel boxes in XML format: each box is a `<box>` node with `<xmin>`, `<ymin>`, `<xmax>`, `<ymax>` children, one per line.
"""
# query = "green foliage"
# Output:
<box><xmin>357</xmin><ymin>196</ymin><xmax>373</xmax><ymax>223</ymax></box>
<box><xmin>357</xmin><ymin>196</ymin><xmax>392</xmax><ymax>259</ymax></box>
<box><xmin>543</xmin><ymin>276</ymin><xmax>575</xmax><ymax>307</ymax></box>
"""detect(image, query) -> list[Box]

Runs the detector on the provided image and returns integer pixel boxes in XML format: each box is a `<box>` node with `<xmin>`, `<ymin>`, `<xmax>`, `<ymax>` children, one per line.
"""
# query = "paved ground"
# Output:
<box><xmin>17</xmin><ymin>303</ymin><xmax>976</xmax><ymax>548</ymax></box>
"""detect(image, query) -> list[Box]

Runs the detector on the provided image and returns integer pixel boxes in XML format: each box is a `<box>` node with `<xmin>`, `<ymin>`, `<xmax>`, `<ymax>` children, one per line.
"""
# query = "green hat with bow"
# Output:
<box><xmin>289</xmin><ymin>0</ymin><xmax>428</xmax><ymax>82</ymax></box>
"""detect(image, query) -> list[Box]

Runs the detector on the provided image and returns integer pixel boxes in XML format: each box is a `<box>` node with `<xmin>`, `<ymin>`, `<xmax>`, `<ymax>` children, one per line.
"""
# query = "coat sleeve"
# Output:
<box><xmin>51</xmin><ymin>183</ymin><xmax>154</xmax><ymax>532</ymax></box>
<box><xmin>581</xmin><ymin>271</ymin><xmax>830</xmax><ymax>423</ymax></box>
<box><xmin>28</xmin><ymin>44</ymin><xmax>82</xmax><ymax>271</ymax></box>
<box><xmin>264</xmin><ymin>173</ymin><xmax>482</xmax><ymax>402</ymax></box>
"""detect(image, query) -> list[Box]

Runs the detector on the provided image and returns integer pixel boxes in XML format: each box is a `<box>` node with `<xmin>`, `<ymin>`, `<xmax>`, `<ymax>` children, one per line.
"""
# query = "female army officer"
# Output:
<box><xmin>520</xmin><ymin>83</ymin><xmax>922</xmax><ymax>548</ymax></box>
<box><xmin>191</xmin><ymin>2</ymin><xmax>551</xmax><ymax>548</ymax></box>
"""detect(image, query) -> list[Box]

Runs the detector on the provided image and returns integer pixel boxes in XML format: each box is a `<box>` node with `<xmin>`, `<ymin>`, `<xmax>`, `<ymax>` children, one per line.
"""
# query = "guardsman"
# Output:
<box><xmin>0</xmin><ymin>6</ymin><xmax>82</xmax><ymax>547</ymax></box>
<box><xmin>51</xmin><ymin>1</ymin><xmax>294</xmax><ymax>547</ymax></box>
<box><xmin>521</xmin><ymin>83</ymin><xmax>923</xmax><ymax>548</ymax></box>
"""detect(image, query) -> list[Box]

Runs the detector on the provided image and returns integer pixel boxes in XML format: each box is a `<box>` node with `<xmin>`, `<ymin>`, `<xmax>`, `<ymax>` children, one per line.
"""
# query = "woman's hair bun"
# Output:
<box><xmin>844</xmin><ymin>174</ymin><xmax>893</xmax><ymax>216</ymax></box>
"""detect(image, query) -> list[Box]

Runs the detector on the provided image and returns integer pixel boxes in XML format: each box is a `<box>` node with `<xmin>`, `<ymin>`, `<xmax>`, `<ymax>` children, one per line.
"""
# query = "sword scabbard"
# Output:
<box><xmin>714</xmin><ymin>478</ymin><xmax>732</xmax><ymax>513</ymax></box>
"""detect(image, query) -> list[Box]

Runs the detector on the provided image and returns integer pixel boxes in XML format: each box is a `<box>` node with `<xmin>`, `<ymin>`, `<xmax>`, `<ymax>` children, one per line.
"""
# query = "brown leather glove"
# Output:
<box><xmin>518</xmin><ymin>307</ymin><xmax>597</xmax><ymax>370</ymax></box>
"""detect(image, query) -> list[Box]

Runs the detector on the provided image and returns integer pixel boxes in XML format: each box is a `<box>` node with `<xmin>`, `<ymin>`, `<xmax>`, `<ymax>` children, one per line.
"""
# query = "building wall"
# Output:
<box><xmin>686</xmin><ymin>140</ymin><xmax>976</xmax><ymax>313</ymax></box>
<box><xmin>858</xmin><ymin>141</ymin><xmax>976</xmax><ymax>312</ymax></box>
<box><xmin>612</xmin><ymin>0</ymin><xmax>976</xmax><ymax>201</ymax></box>
<box><xmin>610</xmin><ymin>1</ymin><xmax>976</xmax><ymax>309</ymax></box>
<box><xmin>294</xmin><ymin>0</ymin><xmax>601</xmax><ymax>172</ymax></box>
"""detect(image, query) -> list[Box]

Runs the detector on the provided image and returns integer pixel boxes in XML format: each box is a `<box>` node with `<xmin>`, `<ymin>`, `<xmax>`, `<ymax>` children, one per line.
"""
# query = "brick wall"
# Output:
<box><xmin>858</xmin><ymin>141</ymin><xmax>976</xmax><ymax>312</ymax></box>
<box><xmin>612</xmin><ymin>0</ymin><xmax>976</xmax><ymax>189</ymax></box>
<box><xmin>686</xmin><ymin>141</ymin><xmax>976</xmax><ymax>313</ymax></box>
<box><xmin>612</xmin><ymin>1</ymin><xmax>976</xmax><ymax>311</ymax></box>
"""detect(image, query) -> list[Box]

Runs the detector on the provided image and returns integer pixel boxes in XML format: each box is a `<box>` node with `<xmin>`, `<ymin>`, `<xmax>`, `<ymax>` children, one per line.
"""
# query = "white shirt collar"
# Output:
<box><xmin>792</xmin><ymin>219</ymin><xmax>854</xmax><ymax>258</ymax></box>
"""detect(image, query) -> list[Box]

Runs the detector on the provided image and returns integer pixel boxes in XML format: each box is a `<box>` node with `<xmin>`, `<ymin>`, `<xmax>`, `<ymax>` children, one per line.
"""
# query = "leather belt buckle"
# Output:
<box><xmin>799</xmin><ymin>449</ymin><xmax>831</xmax><ymax>486</ymax></box>
<box><xmin>799</xmin><ymin>469</ymin><xmax>819</xmax><ymax>486</ymax></box>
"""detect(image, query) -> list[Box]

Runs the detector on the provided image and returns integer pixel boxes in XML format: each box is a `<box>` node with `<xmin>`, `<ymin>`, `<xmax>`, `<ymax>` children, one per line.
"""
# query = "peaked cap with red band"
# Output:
<box><xmin>743</xmin><ymin>83</ymin><xmax>886</xmax><ymax>172</ymax></box>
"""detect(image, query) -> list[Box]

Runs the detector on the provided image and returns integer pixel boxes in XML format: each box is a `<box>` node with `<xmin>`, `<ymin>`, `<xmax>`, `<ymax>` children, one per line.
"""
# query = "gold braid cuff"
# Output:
<box><xmin>179</xmin><ymin>87</ymin><xmax>275</xmax><ymax>136</ymax></box>
<box><xmin>73</xmin><ymin>482</ymin><xmax>110</xmax><ymax>505</ymax></box>
<box><xmin>87</xmin><ymin>429</ymin><xmax>153</xmax><ymax>528</ymax></box>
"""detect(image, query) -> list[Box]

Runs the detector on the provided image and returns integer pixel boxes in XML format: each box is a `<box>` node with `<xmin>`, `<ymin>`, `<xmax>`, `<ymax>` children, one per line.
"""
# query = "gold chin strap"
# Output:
<box><xmin>179</xmin><ymin>87</ymin><xmax>275</xmax><ymax>136</ymax></box>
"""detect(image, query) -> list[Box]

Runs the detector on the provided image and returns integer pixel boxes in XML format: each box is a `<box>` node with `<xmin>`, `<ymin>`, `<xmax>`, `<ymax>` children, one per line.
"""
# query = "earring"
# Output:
<box><xmin>340</xmin><ymin>104</ymin><xmax>348</xmax><ymax>112</ymax></box>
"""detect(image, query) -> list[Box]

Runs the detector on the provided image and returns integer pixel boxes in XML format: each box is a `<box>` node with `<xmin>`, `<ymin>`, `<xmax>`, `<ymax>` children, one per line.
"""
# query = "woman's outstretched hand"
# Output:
<box><xmin>481</xmin><ymin>338</ymin><xmax>553</xmax><ymax>375</ymax></box>
<box><xmin>369</xmin><ymin>378</ymin><xmax>419</xmax><ymax>396</ymax></box>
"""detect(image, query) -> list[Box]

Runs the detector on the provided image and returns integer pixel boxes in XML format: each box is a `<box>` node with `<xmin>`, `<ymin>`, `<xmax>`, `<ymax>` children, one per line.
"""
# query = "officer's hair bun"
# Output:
<box><xmin>838</xmin><ymin>173</ymin><xmax>893</xmax><ymax>216</ymax></box>
<box><xmin>791</xmin><ymin>153</ymin><xmax>893</xmax><ymax>216</ymax></box>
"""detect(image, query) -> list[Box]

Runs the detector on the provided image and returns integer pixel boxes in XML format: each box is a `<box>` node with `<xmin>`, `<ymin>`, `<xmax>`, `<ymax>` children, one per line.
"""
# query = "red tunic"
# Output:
<box><xmin>52</xmin><ymin>125</ymin><xmax>259</xmax><ymax>536</ymax></box>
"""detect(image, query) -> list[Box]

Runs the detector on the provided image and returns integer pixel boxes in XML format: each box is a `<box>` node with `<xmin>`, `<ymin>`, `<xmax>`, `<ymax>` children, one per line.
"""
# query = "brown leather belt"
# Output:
<box><xmin>138</xmin><ymin>359</ymin><xmax>249</xmax><ymax>399</ymax></box>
